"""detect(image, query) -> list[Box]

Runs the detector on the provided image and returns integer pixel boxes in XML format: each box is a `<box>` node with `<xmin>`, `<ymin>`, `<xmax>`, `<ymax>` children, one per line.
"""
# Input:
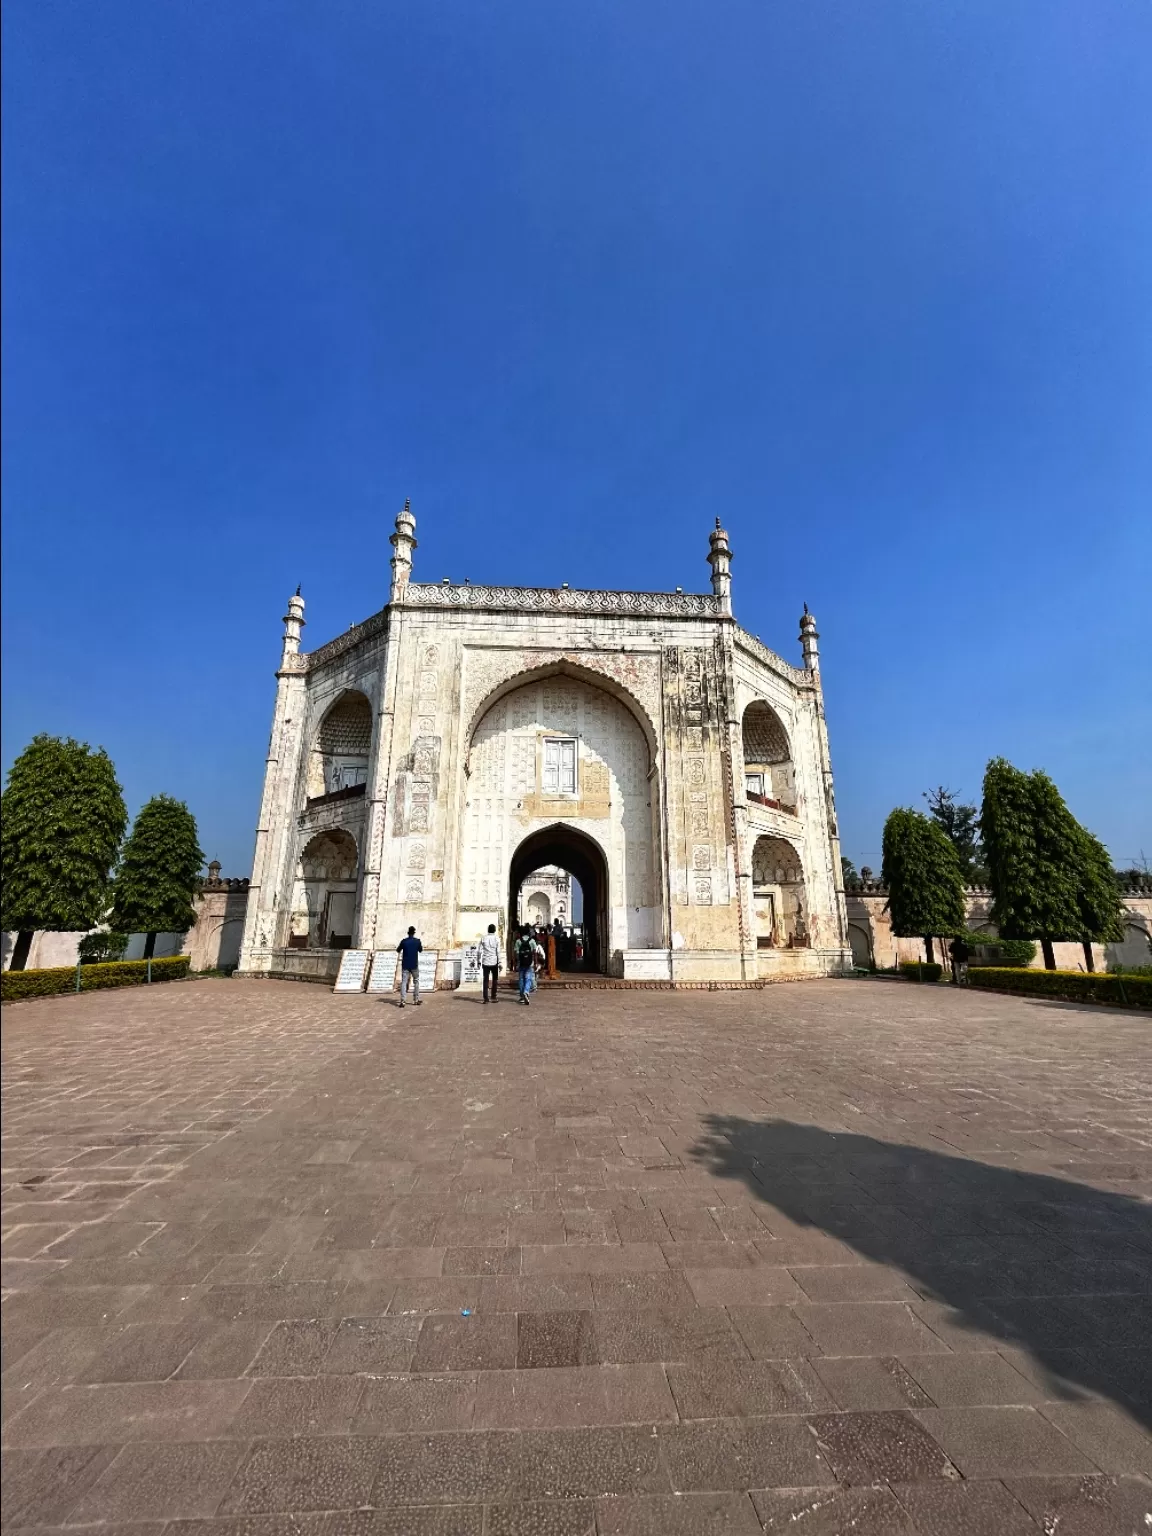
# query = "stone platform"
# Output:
<box><xmin>2</xmin><ymin>977</ymin><xmax>1151</xmax><ymax>1533</ymax></box>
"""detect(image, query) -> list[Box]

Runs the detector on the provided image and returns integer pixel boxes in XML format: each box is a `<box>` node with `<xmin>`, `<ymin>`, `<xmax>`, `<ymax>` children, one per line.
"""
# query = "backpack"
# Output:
<box><xmin>516</xmin><ymin>936</ymin><xmax>536</xmax><ymax>966</ymax></box>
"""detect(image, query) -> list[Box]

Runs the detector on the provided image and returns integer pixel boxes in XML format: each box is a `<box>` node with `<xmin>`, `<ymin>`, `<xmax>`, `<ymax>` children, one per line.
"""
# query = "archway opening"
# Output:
<box><xmin>509</xmin><ymin>827</ymin><xmax>608</xmax><ymax>973</ymax></box>
<box><xmin>750</xmin><ymin>835</ymin><xmax>809</xmax><ymax>949</ymax></box>
<box><xmin>307</xmin><ymin>691</ymin><xmax>373</xmax><ymax>802</ymax></box>
<box><xmin>293</xmin><ymin>828</ymin><xmax>359</xmax><ymax>948</ymax></box>
<box><xmin>741</xmin><ymin>701</ymin><xmax>796</xmax><ymax>814</ymax></box>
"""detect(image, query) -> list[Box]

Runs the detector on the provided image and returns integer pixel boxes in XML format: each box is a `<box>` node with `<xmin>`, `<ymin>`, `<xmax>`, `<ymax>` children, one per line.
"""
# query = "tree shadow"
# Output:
<box><xmin>691</xmin><ymin>1116</ymin><xmax>1152</xmax><ymax>1427</ymax></box>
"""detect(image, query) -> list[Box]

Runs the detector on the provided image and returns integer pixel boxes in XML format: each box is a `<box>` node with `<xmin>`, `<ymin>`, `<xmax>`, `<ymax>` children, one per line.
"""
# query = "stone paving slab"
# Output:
<box><xmin>3</xmin><ymin>976</ymin><xmax>1152</xmax><ymax>1532</ymax></box>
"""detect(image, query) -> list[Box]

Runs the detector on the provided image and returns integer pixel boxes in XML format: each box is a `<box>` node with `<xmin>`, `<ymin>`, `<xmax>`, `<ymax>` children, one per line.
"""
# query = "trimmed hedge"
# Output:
<box><xmin>2</xmin><ymin>955</ymin><xmax>190</xmax><ymax>1003</ymax></box>
<box><xmin>968</xmin><ymin>967</ymin><xmax>1152</xmax><ymax>1009</ymax></box>
<box><xmin>900</xmin><ymin>961</ymin><xmax>943</xmax><ymax>982</ymax></box>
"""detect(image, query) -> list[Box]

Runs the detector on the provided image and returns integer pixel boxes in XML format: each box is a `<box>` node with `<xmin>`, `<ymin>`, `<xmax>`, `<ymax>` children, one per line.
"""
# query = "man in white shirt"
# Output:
<box><xmin>477</xmin><ymin>924</ymin><xmax>502</xmax><ymax>1004</ymax></box>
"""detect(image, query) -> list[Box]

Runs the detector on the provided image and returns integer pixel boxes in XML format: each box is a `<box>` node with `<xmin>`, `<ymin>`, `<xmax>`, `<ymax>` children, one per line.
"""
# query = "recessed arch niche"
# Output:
<box><xmin>307</xmin><ymin>691</ymin><xmax>373</xmax><ymax>800</ymax></box>
<box><xmin>741</xmin><ymin>701</ymin><xmax>796</xmax><ymax>811</ymax></box>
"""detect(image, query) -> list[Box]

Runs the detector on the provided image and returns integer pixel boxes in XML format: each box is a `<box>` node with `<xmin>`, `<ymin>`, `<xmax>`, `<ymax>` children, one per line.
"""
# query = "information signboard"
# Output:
<box><xmin>366</xmin><ymin>951</ymin><xmax>396</xmax><ymax>992</ymax></box>
<box><xmin>333</xmin><ymin>949</ymin><xmax>370</xmax><ymax>992</ymax></box>
<box><xmin>416</xmin><ymin>949</ymin><xmax>439</xmax><ymax>993</ymax></box>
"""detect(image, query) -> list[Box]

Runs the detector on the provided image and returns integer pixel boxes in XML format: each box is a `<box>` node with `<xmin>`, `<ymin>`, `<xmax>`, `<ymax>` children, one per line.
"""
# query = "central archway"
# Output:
<box><xmin>509</xmin><ymin>825</ymin><xmax>609</xmax><ymax>973</ymax></box>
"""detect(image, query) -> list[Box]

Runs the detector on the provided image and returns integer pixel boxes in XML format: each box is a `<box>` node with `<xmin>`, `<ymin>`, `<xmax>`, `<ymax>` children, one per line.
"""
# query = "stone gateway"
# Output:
<box><xmin>238</xmin><ymin>505</ymin><xmax>852</xmax><ymax>985</ymax></box>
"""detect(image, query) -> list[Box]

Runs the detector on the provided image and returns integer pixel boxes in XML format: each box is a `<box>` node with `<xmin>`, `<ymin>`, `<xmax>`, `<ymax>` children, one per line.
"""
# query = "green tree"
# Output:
<box><xmin>1074</xmin><ymin>826</ymin><xmax>1125</xmax><ymax>972</ymax></box>
<box><xmin>923</xmin><ymin>785</ymin><xmax>986</xmax><ymax>884</ymax></box>
<box><xmin>881</xmin><ymin>807</ymin><xmax>966</xmax><ymax>964</ymax></box>
<box><xmin>980</xmin><ymin>758</ymin><xmax>1096</xmax><ymax>970</ymax></box>
<box><xmin>1</xmin><ymin>735</ymin><xmax>128</xmax><ymax>970</ymax></box>
<box><xmin>110</xmin><ymin>796</ymin><xmax>204</xmax><ymax>959</ymax></box>
<box><xmin>78</xmin><ymin>930</ymin><xmax>129</xmax><ymax>965</ymax></box>
<box><xmin>840</xmin><ymin>856</ymin><xmax>859</xmax><ymax>887</ymax></box>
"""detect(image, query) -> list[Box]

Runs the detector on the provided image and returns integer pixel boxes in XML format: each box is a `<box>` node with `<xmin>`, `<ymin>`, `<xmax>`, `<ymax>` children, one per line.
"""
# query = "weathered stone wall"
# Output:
<box><xmin>845</xmin><ymin>884</ymin><xmax>1152</xmax><ymax>972</ymax></box>
<box><xmin>1</xmin><ymin>874</ymin><xmax>250</xmax><ymax>973</ymax></box>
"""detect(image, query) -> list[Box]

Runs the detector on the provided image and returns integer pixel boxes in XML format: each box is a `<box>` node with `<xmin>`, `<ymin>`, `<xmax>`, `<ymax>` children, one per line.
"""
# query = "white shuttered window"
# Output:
<box><xmin>543</xmin><ymin>738</ymin><xmax>577</xmax><ymax>795</ymax></box>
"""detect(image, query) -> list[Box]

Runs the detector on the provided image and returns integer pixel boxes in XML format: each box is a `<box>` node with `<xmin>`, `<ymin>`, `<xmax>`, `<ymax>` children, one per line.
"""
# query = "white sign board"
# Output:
<box><xmin>416</xmin><ymin>949</ymin><xmax>439</xmax><ymax>993</ymax></box>
<box><xmin>378</xmin><ymin>947</ymin><xmax>440</xmax><ymax>992</ymax></box>
<box><xmin>461</xmin><ymin>945</ymin><xmax>481</xmax><ymax>985</ymax></box>
<box><xmin>333</xmin><ymin>948</ymin><xmax>370</xmax><ymax>992</ymax></box>
<box><xmin>366</xmin><ymin>951</ymin><xmax>395</xmax><ymax>993</ymax></box>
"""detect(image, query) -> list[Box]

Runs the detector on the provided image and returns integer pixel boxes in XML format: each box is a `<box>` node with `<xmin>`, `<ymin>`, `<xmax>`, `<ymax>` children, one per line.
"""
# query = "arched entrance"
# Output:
<box><xmin>292</xmin><ymin>828</ymin><xmax>359</xmax><ymax>948</ymax></box>
<box><xmin>509</xmin><ymin>826</ymin><xmax>609</xmax><ymax>973</ymax></box>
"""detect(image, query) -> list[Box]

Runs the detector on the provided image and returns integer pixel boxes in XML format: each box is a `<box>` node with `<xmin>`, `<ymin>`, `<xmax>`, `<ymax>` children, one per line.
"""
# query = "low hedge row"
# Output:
<box><xmin>968</xmin><ymin>967</ymin><xmax>1152</xmax><ymax>1009</ymax></box>
<box><xmin>899</xmin><ymin>961</ymin><xmax>943</xmax><ymax>982</ymax></box>
<box><xmin>2</xmin><ymin>955</ymin><xmax>190</xmax><ymax>1002</ymax></box>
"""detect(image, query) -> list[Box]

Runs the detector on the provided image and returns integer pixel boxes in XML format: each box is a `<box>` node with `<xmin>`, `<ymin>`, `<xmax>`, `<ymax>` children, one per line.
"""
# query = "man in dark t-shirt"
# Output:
<box><xmin>397</xmin><ymin>926</ymin><xmax>423</xmax><ymax>1007</ymax></box>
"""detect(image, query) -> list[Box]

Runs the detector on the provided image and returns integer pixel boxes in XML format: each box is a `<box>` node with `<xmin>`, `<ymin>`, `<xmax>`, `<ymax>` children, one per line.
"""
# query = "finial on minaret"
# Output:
<box><xmin>707</xmin><ymin>518</ymin><xmax>733</xmax><ymax>615</ymax></box>
<box><xmin>389</xmin><ymin>498</ymin><xmax>417</xmax><ymax>603</ymax></box>
<box><xmin>281</xmin><ymin>587</ymin><xmax>306</xmax><ymax>663</ymax></box>
<box><xmin>799</xmin><ymin>604</ymin><xmax>820</xmax><ymax>675</ymax></box>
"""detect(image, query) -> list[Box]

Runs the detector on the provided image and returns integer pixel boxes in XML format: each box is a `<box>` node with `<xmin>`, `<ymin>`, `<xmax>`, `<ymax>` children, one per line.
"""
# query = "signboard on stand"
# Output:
<box><xmin>333</xmin><ymin>949</ymin><xmax>370</xmax><ymax>993</ymax></box>
<box><xmin>416</xmin><ymin>949</ymin><xmax>439</xmax><ymax>994</ymax></box>
<box><xmin>367</xmin><ymin>952</ymin><xmax>396</xmax><ymax>993</ymax></box>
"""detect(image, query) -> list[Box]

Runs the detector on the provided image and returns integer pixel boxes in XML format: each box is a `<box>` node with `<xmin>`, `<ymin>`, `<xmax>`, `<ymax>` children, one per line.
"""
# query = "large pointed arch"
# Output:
<box><xmin>508</xmin><ymin>823</ymin><xmax>610</xmax><ymax>973</ymax></box>
<box><xmin>467</xmin><ymin>657</ymin><xmax>658</xmax><ymax>766</ymax></box>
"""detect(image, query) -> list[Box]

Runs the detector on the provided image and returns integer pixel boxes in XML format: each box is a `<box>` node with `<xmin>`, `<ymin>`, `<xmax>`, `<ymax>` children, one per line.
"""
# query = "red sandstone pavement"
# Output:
<box><xmin>2</xmin><ymin>976</ymin><xmax>1151</xmax><ymax>1535</ymax></box>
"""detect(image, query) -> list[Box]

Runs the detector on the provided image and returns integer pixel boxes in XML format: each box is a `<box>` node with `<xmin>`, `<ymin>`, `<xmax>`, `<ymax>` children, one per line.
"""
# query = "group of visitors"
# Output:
<box><xmin>395</xmin><ymin>917</ymin><xmax>573</xmax><ymax>1008</ymax></box>
<box><xmin>474</xmin><ymin>917</ymin><xmax>568</xmax><ymax>1005</ymax></box>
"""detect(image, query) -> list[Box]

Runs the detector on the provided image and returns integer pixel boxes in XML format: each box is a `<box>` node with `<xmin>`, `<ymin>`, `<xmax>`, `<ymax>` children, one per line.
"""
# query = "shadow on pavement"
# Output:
<box><xmin>691</xmin><ymin>1115</ymin><xmax>1152</xmax><ymax>1427</ymax></box>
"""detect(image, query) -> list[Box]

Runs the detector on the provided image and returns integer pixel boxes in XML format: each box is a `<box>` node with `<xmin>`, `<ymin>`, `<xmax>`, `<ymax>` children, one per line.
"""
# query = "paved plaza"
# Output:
<box><xmin>2</xmin><ymin>977</ymin><xmax>1151</xmax><ymax>1534</ymax></box>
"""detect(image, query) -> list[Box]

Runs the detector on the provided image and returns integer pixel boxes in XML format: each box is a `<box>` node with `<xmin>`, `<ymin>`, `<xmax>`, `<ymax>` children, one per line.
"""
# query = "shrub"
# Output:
<box><xmin>996</xmin><ymin>938</ymin><xmax>1037</xmax><ymax>967</ymax></box>
<box><xmin>900</xmin><ymin>961</ymin><xmax>943</xmax><ymax>982</ymax></box>
<box><xmin>1</xmin><ymin>955</ymin><xmax>189</xmax><ymax>1003</ymax></box>
<box><xmin>968</xmin><ymin>967</ymin><xmax>1152</xmax><ymax>1009</ymax></box>
<box><xmin>78</xmin><ymin>931</ymin><xmax>129</xmax><ymax>965</ymax></box>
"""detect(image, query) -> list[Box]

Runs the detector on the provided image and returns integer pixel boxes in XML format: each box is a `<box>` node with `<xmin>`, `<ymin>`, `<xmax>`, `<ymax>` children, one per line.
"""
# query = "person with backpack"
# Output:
<box><xmin>515</xmin><ymin>926</ymin><xmax>539</xmax><ymax>1005</ymax></box>
<box><xmin>477</xmin><ymin>923</ymin><xmax>502</xmax><ymax>1003</ymax></box>
<box><xmin>396</xmin><ymin>925</ymin><xmax>423</xmax><ymax>1007</ymax></box>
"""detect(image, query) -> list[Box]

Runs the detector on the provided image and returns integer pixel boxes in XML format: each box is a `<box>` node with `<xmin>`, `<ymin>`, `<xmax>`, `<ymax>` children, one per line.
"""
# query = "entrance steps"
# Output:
<box><xmin>496</xmin><ymin>975</ymin><xmax>820</xmax><ymax>992</ymax></box>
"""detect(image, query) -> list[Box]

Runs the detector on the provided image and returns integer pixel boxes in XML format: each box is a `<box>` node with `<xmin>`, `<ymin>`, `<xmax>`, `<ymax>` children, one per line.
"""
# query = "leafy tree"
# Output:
<box><xmin>78</xmin><ymin>930</ymin><xmax>129</xmax><ymax>965</ymax></box>
<box><xmin>923</xmin><ymin>786</ymin><xmax>986</xmax><ymax>884</ymax></box>
<box><xmin>1</xmin><ymin>735</ymin><xmax>127</xmax><ymax>970</ymax></box>
<box><xmin>881</xmin><ymin>807</ymin><xmax>966</xmax><ymax>963</ymax></box>
<box><xmin>1074</xmin><ymin>826</ymin><xmax>1125</xmax><ymax>972</ymax></box>
<box><xmin>110</xmin><ymin>796</ymin><xmax>204</xmax><ymax>959</ymax></box>
<box><xmin>980</xmin><ymin>758</ymin><xmax>1120</xmax><ymax>971</ymax></box>
<box><xmin>840</xmin><ymin>856</ymin><xmax>858</xmax><ymax>886</ymax></box>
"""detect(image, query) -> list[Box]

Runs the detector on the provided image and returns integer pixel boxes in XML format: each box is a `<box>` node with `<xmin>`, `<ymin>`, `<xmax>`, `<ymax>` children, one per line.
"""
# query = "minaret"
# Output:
<box><xmin>281</xmin><ymin>587</ymin><xmax>305</xmax><ymax>665</ymax></box>
<box><xmin>707</xmin><ymin>518</ymin><xmax>733</xmax><ymax>614</ymax></box>
<box><xmin>799</xmin><ymin>603</ymin><xmax>820</xmax><ymax>677</ymax></box>
<box><xmin>389</xmin><ymin>498</ymin><xmax>417</xmax><ymax>602</ymax></box>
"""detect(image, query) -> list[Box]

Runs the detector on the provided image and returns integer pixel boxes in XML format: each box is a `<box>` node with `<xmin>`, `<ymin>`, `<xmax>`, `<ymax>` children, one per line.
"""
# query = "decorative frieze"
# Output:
<box><xmin>405</xmin><ymin>583</ymin><xmax>721</xmax><ymax>618</ymax></box>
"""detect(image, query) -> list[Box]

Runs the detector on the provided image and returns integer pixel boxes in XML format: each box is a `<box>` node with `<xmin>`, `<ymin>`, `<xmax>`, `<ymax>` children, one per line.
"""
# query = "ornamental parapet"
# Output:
<box><xmin>401</xmin><ymin>582</ymin><xmax>723</xmax><ymax>618</ymax></box>
<box><xmin>733</xmin><ymin>628</ymin><xmax>809</xmax><ymax>686</ymax></box>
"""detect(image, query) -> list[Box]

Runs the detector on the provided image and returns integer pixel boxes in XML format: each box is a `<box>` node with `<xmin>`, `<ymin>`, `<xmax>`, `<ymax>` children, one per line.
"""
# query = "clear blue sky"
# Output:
<box><xmin>3</xmin><ymin>0</ymin><xmax>1150</xmax><ymax>875</ymax></box>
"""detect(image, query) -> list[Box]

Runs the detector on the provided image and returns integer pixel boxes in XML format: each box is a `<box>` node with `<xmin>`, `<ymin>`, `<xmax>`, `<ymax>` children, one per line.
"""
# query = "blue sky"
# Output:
<box><xmin>3</xmin><ymin>0</ymin><xmax>1150</xmax><ymax>875</ymax></box>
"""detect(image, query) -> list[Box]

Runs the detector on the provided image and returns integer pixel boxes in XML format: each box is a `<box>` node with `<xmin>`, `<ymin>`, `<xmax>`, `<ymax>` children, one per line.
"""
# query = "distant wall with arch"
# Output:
<box><xmin>845</xmin><ymin>884</ymin><xmax>1152</xmax><ymax>971</ymax></box>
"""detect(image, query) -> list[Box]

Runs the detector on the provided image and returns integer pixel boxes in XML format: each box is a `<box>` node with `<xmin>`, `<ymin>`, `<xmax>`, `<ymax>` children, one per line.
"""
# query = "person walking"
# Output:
<box><xmin>948</xmin><ymin>935</ymin><xmax>971</xmax><ymax>986</ymax></box>
<box><xmin>477</xmin><ymin>923</ymin><xmax>501</xmax><ymax>1004</ymax></box>
<box><xmin>515</xmin><ymin>926</ymin><xmax>538</xmax><ymax>1005</ymax></box>
<box><xmin>397</xmin><ymin>925</ymin><xmax>423</xmax><ymax>1007</ymax></box>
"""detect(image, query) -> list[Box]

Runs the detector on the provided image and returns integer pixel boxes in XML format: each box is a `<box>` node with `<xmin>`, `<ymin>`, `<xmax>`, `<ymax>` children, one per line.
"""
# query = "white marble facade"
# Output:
<box><xmin>238</xmin><ymin>507</ymin><xmax>852</xmax><ymax>984</ymax></box>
